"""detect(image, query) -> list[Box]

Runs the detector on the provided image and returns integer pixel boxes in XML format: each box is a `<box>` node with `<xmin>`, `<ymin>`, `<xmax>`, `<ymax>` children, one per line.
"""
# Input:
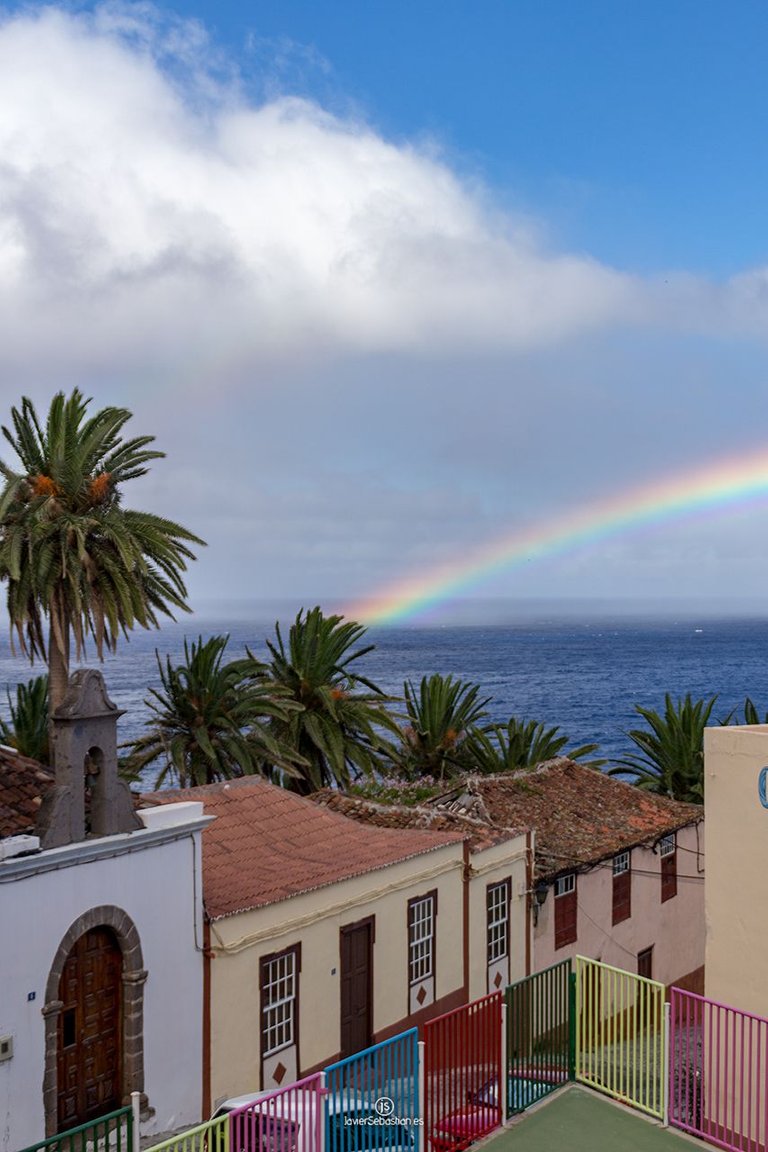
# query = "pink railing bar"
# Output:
<box><xmin>670</xmin><ymin>987</ymin><xmax>768</xmax><ymax>1152</ymax></box>
<box><xmin>424</xmin><ymin>993</ymin><xmax>502</xmax><ymax>1152</ymax></box>
<box><xmin>228</xmin><ymin>1072</ymin><xmax>325</xmax><ymax>1152</ymax></box>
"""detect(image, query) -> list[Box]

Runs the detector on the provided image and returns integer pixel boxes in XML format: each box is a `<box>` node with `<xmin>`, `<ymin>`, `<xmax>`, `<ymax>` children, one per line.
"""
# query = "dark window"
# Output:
<box><xmin>612</xmin><ymin>851</ymin><xmax>631</xmax><ymax>925</ymax></box>
<box><xmin>487</xmin><ymin>880</ymin><xmax>510</xmax><ymax>964</ymax></box>
<box><xmin>659</xmin><ymin>834</ymin><xmax>677</xmax><ymax>902</ymax></box>
<box><xmin>554</xmin><ymin>873</ymin><xmax>577</xmax><ymax>949</ymax></box>
<box><xmin>638</xmin><ymin>946</ymin><xmax>654</xmax><ymax>980</ymax></box>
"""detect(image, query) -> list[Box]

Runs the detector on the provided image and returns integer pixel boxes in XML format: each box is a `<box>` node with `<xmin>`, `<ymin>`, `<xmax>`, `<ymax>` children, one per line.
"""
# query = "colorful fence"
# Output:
<box><xmin>145</xmin><ymin>1113</ymin><xmax>229</xmax><ymax>1152</ymax></box>
<box><xmin>229</xmin><ymin>1073</ymin><xmax>325</xmax><ymax>1152</ymax></box>
<box><xmin>324</xmin><ymin>1030</ymin><xmax>419</xmax><ymax>1152</ymax></box>
<box><xmin>18</xmin><ymin>1106</ymin><xmax>134</xmax><ymax>1152</ymax></box>
<box><xmin>574</xmin><ymin>955</ymin><xmax>666</xmax><ymax>1119</ymax></box>
<box><xmin>424</xmin><ymin>992</ymin><xmax>502</xmax><ymax>1152</ymax></box>
<box><xmin>505</xmin><ymin>960</ymin><xmax>572</xmax><ymax>1115</ymax></box>
<box><xmin>670</xmin><ymin>987</ymin><xmax>768</xmax><ymax>1152</ymax></box>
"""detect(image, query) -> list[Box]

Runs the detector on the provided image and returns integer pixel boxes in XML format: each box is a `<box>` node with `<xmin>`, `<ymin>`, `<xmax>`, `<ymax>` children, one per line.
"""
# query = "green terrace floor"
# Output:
<box><xmin>488</xmin><ymin>1087</ymin><xmax>707</xmax><ymax>1152</ymax></box>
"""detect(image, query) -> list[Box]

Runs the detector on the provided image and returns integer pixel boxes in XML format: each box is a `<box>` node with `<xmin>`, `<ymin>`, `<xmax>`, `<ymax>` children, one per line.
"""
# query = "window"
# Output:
<box><xmin>408</xmin><ymin>893</ymin><xmax>436</xmax><ymax>985</ymax></box>
<box><xmin>638</xmin><ymin>946</ymin><xmax>654</xmax><ymax>980</ymax></box>
<box><xmin>659</xmin><ymin>833</ymin><xmax>677</xmax><ymax>902</ymax></box>
<box><xmin>487</xmin><ymin>880</ymin><xmax>510</xmax><ymax>964</ymax></box>
<box><xmin>612</xmin><ymin>851</ymin><xmax>632</xmax><ymax>925</ymax></box>
<box><xmin>554</xmin><ymin>873</ymin><xmax>577</xmax><ymax>949</ymax></box>
<box><xmin>260</xmin><ymin>947</ymin><xmax>299</xmax><ymax>1058</ymax></box>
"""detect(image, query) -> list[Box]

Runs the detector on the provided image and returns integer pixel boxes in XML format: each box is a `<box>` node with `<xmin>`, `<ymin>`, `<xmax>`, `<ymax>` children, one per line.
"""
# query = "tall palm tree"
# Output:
<box><xmin>0</xmin><ymin>390</ymin><xmax>204</xmax><ymax>715</ymax></box>
<box><xmin>397</xmin><ymin>673</ymin><xmax>490</xmax><ymax>783</ymax></box>
<box><xmin>123</xmin><ymin>635</ymin><xmax>304</xmax><ymax>789</ymax></box>
<box><xmin>0</xmin><ymin>673</ymin><xmax>50</xmax><ymax>762</ymax></box>
<box><xmin>466</xmin><ymin>716</ymin><xmax>601</xmax><ymax>774</ymax></box>
<box><xmin>608</xmin><ymin>693</ymin><xmax>717</xmax><ymax>803</ymax></box>
<box><xmin>246</xmin><ymin>607</ymin><xmax>400</xmax><ymax>794</ymax></box>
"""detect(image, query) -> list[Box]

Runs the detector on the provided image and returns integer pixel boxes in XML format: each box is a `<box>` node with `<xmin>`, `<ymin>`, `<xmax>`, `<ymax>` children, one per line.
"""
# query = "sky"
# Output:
<box><xmin>2</xmin><ymin>0</ymin><xmax>768</xmax><ymax>621</ymax></box>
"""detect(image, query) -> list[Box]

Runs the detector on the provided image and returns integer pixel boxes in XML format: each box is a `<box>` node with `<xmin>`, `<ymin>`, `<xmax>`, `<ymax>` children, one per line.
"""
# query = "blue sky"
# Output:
<box><xmin>1</xmin><ymin>0</ymin><xmax>768</xmax><ymax>617</ymax></box>
<box><xmin>157</xmin><ymin>0</ymin><xmax>768</xmax><ymax>274</ymax></box>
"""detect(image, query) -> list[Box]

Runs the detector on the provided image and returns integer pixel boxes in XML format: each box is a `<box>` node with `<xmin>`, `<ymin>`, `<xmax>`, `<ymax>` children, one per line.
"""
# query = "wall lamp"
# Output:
<box><xmin>532</xmin><ymin>880</ymin><xmax>549</xmax><ymax>927</ymax></box>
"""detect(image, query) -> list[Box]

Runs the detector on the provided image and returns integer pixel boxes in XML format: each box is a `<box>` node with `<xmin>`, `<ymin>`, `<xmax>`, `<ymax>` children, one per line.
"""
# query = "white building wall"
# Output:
<box><xmin>0</xmin><ymin>819</ymin><xmax>206</xmax><ymax>1151</ymax></box>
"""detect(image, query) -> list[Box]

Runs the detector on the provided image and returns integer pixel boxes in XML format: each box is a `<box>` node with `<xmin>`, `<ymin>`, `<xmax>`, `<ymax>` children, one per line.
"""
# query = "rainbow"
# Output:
<box><xmin>344</xmin><ymin>448</ymin><xmax>768</xmax><ymax>624</ymax></box>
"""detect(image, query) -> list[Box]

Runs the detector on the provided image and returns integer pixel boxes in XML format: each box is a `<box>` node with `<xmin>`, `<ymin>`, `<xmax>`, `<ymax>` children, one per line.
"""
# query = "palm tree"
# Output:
<box><xmin>466</xmin><ymin>716</ymin><xmax>601</xmax><ymax>774</ymax></box>
<box><xmin>246</xmin><ymin>607</ymin><xmax>400</xmax><ymax>794</ymax></box>
<box><xmin>396</xmin><ymin>673</ymin><xmax>490</xmax><ymax>783</ymax></box>
<box><xmin>0</xmin><ymin>390</ymin><xmax>204</xmax><ymax>715</ymax></box>
<box><xmin>123</xmin><ymin>635</ymin><xmax>304</xmax><ymax>789</ymax></box>
<box><xmin>0</xmin><ymin>673</ymin><xmax>50</xmax><ymax>762</ymax></box>
<box><xmin>608</xmin><ymin>693</ymin><xmax>717</xmax><ymax>803</ymax></box>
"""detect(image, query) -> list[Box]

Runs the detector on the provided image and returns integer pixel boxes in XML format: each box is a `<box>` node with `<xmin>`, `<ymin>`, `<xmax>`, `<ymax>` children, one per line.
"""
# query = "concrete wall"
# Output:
<box><xmin>532</xmin><ymin>822</ymin><xmax>705</xmax><ymax>987</ymax></box>
<box><xmin>0</xmin><ymin>820</ymin><xmax>206</xmax><ymax>1151</ymax></box>
<box><xmin>209</xmin><ymin>842</ymin><xmax>465</xmax><ymax>1108</ymax></box>
<box><xmin>704</xmin><ymin>725</ymin><xmax>768</xmax><ymax>1017</ymax></box>
<box><xmin>466</xmin><ymin>833</ymin><xmax>529</xmax><ymax>1000</ymax></box>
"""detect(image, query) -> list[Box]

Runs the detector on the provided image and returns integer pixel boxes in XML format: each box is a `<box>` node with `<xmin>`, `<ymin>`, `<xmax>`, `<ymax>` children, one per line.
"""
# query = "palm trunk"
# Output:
<box><xmin>48</xmin><ymin>595</ymin><xmax>71</xmax><ymax>720</ymax></box>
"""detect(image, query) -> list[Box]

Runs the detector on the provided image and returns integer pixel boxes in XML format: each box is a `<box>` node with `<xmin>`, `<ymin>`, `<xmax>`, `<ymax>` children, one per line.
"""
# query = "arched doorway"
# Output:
<box><xmin>56</xmin><ymin>926</ymin><xmax>122</xmax><ymax>1130</ymax></box>
<box><xmin>44</xmin><ymin>906</ymin><xmax>147</xmax><ymax>1137</ymax></box>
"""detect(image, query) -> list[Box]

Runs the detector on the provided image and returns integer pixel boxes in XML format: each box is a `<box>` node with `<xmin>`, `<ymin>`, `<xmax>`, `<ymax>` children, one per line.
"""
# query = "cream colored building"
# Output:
<box><xmin>153</xmin><ymin>778</ymin><xmax>528</xmax><ymax>1116</ymax></box>
<box><xmin>429</xmin><ymin>764</ymin><xmax>705</xmax><ymax>991</ymax></box>
<box><xmin>314</xmin><ymin>791</ymin><xmax>531</xmax><ymax>1002</ymax></box>
<box><xmin>703</xmin><ymin>724</ymin><xmax>768</xmax><ymax>1016</ymax></box>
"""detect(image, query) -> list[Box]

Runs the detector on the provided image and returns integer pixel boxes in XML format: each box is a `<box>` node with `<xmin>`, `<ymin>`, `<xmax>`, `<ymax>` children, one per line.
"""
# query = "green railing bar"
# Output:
<box><xmin>18</xmin><ymin>1106</ymin><xmax>132</xmax><ymax>1152</ymax></box>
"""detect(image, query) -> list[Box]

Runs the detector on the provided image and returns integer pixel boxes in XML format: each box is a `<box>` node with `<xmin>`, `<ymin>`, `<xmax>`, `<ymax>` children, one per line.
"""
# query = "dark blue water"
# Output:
<box><xmin>1</xmin><ymin>609</ymin><xmax>767</xmax><ymax>775</ymax></box>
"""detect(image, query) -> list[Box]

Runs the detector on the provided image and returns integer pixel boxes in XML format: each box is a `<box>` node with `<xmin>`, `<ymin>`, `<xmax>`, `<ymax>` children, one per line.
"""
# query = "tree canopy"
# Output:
<box><xmin>0</xmin><ymin>390</ymin><xmax>204</xmax><ymax>713</ymax></box>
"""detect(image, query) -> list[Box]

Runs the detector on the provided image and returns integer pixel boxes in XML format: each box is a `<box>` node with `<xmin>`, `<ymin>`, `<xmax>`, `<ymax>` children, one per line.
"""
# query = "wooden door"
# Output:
<box><xmin>57</xmin><ymin>927</ymin><xmax>122</xmax><ymax>1130</ymax></box>
<box><xmin>340</xmin><ymin>920</ymin><xmax>373</xmax><ymax>1058</ymax></box>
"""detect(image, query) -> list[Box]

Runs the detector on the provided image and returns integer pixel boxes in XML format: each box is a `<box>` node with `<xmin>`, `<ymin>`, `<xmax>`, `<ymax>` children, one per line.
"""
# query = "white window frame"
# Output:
<box><xmin>261</xmin><ymin>950</ymin><xmax>297</xmax><ymax>1057</ymax></box>
<box><xmin>487</xmin><ymin>881</ymin><xmax>510</xmax><ymax>964</ymax></box>
<box><xmin>409</xmin><ymin>895</ymin><xmax>435</xmax><ymax>985</ymax></box>
<box><xmin>555</xmin><ymin>873</ymin><xmax>576</xmax><ymax>897</ymax></box>
<box><xmin>613</xmin><ymin>851</ymin><xmax>630</xmax><ymax>876</ymax></box>
<box><xmin>659</xmin><ymin>834</ymin><xmax>676</xmax><ymax>857</ymax></box>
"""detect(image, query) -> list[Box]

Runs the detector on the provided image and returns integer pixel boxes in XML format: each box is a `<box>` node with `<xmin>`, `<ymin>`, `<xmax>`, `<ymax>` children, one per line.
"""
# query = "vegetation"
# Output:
<box><xmin>0</xmin><ymin>673</ymin><xmax>49</xmax><ymax>762</ymax></box>
<box><xmin>466</xmin><ymin>716</ymin><xmax>602</xmax><ymax>774</ymax></box>
<box><xmin>245</xmin><ymin>607</ymin><xmax>400</xmax><ymax>794</ymax></box>
<box><xmin>608</xmin><ymin>693</ymin><xmax>717</xmax><ymax>803</ymax></box>
<box><xmin>395</xmin><ymin>673</ymin><xmax>490</xmax><ymax>782</ymax></box>
<box><xmin>0</xmin><ymin>390</ymin><xmax>203</xmax><ymax>715</ymax></box>
<box><xmin>122</xmin><ymin>635</ymin><xmax>303</xmax><ymax>789</ymax></box>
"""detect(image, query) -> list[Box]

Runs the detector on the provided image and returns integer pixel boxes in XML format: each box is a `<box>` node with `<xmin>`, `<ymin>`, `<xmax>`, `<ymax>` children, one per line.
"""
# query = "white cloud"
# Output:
<box><xmin>0</xmin><ymin>2</ymin><xmax>646</xmax><ymax>386</ymax></box>
<box><xmin>2</xmin><ymin>3</ymin><xmax>768</xmax><ymax>608</ymax></box>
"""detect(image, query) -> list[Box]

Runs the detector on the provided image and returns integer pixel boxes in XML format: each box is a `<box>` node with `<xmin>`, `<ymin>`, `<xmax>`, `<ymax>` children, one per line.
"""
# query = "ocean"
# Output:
<box><xmin>1</xmin><ymin>601</ymin><xmax>767</xmax><ymax>783</ymax></box>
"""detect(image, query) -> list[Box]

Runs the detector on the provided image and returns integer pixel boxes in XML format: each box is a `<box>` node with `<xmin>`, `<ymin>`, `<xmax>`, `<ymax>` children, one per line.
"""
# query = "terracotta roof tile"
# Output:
<box><xmin>311</xmin><ymin>790</ymin><xmax>526</xmax><ymax>852</ymax></box>
<box><xmin>143</xmin><ymin>777</ymin><xmax>465</xmax><ymax>920</ymax></box>
<box><xmin>428</xmin><ymin>760</ymin><xmax>702</xmax><ymax>878</ymax></box>
<box><xmin>0</xmin><ymin>746</ymin><xmax>54</xmax><ymax>838</ymax></box>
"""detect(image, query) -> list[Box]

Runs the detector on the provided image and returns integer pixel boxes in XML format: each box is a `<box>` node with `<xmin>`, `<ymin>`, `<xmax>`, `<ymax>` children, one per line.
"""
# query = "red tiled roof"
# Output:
<box><xmin>429</xmin><ymin>761</ymin><xmax>702</xmax><ymax>878</ymax></box>
<box><xmin>143</xmin><ymin>777</ymin><xmax>465</xmax><ymax>920</ymax></box>
<box><xmin>0</xmin><ymin>746</ymin><xmax>54</xmax><ymax>838</ymax></box>
<box><xmin>311</xmin><ymin>789</ymin><xmax>526</xmax><ymax>852</ymax></box>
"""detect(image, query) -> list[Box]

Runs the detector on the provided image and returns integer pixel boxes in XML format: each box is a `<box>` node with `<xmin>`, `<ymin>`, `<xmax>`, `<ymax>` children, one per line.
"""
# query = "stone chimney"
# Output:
<box><xmin>36</xmin><ymin>669</ymin><xmax>141</xmax><ymax>849</ymax></box>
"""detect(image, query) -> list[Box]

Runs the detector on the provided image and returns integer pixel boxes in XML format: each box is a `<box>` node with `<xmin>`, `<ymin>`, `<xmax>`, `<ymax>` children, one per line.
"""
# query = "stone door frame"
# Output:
<box><xmin>43</xmin><ymin>905</ymin><xmax>148</xmax><ymax>1135</ymax></box>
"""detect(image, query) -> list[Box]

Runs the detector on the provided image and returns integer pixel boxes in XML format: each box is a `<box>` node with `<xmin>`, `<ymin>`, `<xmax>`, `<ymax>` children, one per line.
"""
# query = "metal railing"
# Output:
<box><xmin>505</xmin><ymin>960</ymin><xmax>572</xmax><ymax>1115</ymax></box>
<box><xmin>18</xmin><ymin>1106</ymin><xmax>134</xmax><ymax>1152</ymax></box>
<box><xmin>574</xmin><ymin>955</ymin><xmax>666</xmax><ymax>1120</ymax></box>
<box><xmin>324</xmin><ymin>1030</ymin><xmax>419</xmax><ymax>1152</ymax></box>
<box><xmin>670</xmin><ymin>986</ymin><xmax>768</xmax><ymax>1152</ymax></box>
<box><xmin>423</xmin><ymin>993</ymin><xmax>502</xmax><ymax>1152</ymax></box>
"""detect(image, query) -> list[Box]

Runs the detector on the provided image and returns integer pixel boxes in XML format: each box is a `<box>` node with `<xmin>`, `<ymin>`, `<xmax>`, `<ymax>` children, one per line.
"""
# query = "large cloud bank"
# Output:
<box><xmin>0</xmin><ymin>2</ymin><xmax>651</xmax><ymax>381</ymax></box>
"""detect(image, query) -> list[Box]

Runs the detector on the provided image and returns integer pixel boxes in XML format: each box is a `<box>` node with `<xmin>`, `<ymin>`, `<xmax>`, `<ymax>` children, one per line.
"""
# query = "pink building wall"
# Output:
<box><xmin>531</xmin><ymin>822</ymin><xmax>705</xmax><ymax>989</ymax></box>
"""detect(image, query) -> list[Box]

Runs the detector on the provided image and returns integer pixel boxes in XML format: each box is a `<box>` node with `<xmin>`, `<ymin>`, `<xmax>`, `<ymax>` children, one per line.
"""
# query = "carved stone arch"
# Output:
<box><xmin>43</xmin><ymin>905</ymin><xmax>149</xmax><ymax>1135</ymax></box>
